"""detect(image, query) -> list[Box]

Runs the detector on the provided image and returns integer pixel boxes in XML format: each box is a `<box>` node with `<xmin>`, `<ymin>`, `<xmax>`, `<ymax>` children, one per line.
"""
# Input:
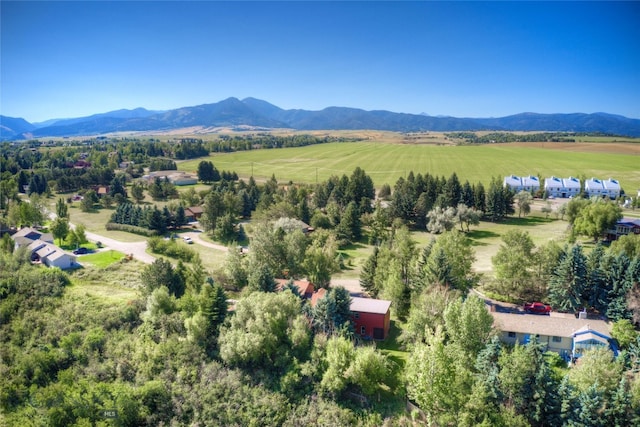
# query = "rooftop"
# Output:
<box><xmin>491</xmin><ymin>311</ymin><xmax>612</xmax><ymax>339</ymax></box>
<box><xmin>350</xmin><ymin>297</ymin><xmax>391</xmax><ymax>315</ymax></box>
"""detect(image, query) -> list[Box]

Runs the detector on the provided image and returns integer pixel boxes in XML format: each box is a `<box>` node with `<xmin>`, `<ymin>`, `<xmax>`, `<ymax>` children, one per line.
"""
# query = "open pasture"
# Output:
<box><xmin>178</xmin><ymin>140</ymin><xmax>640</xmax><ymax>191</ymax></box>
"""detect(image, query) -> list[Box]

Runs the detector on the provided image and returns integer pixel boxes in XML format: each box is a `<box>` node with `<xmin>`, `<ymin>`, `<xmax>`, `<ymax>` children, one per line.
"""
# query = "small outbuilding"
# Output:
<box><xmin>351</xmin><ymin>297</ymin><xmax>392</xmax><ymax>340</ymax></box>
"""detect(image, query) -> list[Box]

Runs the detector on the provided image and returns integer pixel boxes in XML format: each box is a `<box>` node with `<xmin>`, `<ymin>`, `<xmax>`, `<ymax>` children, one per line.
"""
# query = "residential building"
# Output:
<box><xmin>11</xmin><ymin>227</ymin><xmax>54</xmax><ymax>249</ymax></box>
<box><xmin>351</xmin><ymin>297</ymin><xmax>392</xmax><ymax>340</ymax></box>
<box><xmin>602</xmin><ymin>178</ymin><xmax>621</xmax><ymax>199</ymax></box>
<box><xmin>185</xmin><ymin>206</ymin><xmax>204</xmax><ymax>222</ymax></box>
<box><xmin>503</xmin><ymin>175</ymin><xmax>523</xmax><ymax>192</ymax></box>
<box><xmin>144</xmin><ymin>170</ymin><xmax>198</xmax><ymax>186</ymax></box>
<box><xmin>521</xmin><ymin>175</ymin><xmax>541</xmax><ymax>193</ymax></box>
<box><xmin>10</xmin><ymin>227</ymin><xmax>77</xmax><ymax>270</ymax></box>
<box><xmin>584</xmin><ymin>177</ymin><xmax>620</xmax><ymax>199</ymax></box>
<box><xmin>544</xmin><ymin>176</ymin><xmax>581</xmax><ymax>198</ymax></box>
<box><xmin>503</xmin><ymin>175</ymin><xmax>540</xmax><ymax>193</ymax></box>
<box><xmin>308</xmin><ymin>290</ymin><xmax>392</xmax><ymax>340</ymax></box>
<box><xmin>275</xmin><ymin>279</ymin><xmax>315</xmax><ymax>299</ymax></box>
<box><xmin>606</xmin><ymin>217</ymin><xmax>640</xmax><ymax>241</ymax></box>
<box><xmin>490</xmin><ymin>311</ymin><xmax>617</xmax><ymax>360</ymax></box>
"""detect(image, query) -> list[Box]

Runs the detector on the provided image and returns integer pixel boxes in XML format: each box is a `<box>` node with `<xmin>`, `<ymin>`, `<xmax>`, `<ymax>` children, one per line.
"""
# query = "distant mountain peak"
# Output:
<box><xmin>2</xmin><ymin>98</ymin><xmax>639</xmax><ymax>140</ymax></box>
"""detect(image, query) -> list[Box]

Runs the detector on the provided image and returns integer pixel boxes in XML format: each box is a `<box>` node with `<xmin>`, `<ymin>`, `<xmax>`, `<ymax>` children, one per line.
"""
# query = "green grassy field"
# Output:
<box><xmin>67</xmin><ymin>259</ymin><xmax>141</xmax><ymax>303</ymax></box>
<box><xmin>177</xmin><ymin>141</ymin><xmax>640</xmax><ymax>191</ymax></box>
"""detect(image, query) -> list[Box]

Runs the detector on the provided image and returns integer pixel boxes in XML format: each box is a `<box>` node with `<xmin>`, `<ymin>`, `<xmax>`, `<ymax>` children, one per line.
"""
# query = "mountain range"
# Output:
<box><xmin>2</xmin><ymin>97</ymin><xmax>640</xmax><ymax>140</ymax></box>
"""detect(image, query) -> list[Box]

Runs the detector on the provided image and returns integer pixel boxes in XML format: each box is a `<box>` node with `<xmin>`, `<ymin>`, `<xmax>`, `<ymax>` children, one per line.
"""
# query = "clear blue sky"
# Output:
<box><xmin>2</xmin><ymin>1</ymin><xmax>639</xmax><ymax>122</ymax></box>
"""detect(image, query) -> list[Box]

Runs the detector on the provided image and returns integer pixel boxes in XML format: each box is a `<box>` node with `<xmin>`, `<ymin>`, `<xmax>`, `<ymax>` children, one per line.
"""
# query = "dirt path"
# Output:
<box><xmin>330</xmin><ymin>278</ymin><xmax>365</xmax><ymax>296</ymax></box>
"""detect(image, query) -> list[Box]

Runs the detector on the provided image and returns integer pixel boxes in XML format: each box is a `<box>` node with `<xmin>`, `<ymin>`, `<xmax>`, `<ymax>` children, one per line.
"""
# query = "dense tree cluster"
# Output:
<box><xmin>110</xmin><ymin>202</ymin><xmax>188</xmax><ymax>234</ymax></box>
<box><xmin>490</xmin><ymin>230</ymin><xmax>640</xmax><ymax>320</ymax></box>
<box><xmin>445</xmin><ymin>131</ymin><xmax>588</xmax><ymax>144</ymax></box>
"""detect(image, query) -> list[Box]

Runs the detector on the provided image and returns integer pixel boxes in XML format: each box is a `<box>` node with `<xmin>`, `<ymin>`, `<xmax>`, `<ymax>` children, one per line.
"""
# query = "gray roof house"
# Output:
<box><xmin>11</xmin><ymin>227</ymin><xmax>54</xmax><ymax>249</ymax></box>
<box><xmin>490</xmin><ymin>311</ymin><xmax>617</xmax><ymax>360</ymax></box>
<box><xmin>11</xmin><ymin>227</ymin><xmax>76</xmax><ymax>270</ymax></box>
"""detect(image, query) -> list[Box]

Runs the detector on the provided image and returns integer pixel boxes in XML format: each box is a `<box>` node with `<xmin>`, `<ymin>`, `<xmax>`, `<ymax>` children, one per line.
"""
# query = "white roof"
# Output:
<box><xmin>603</xmin><ymin>178</ymin><xmax>620</xmax><ymax>190</ymax></box>
<box><xmin>563</xmin><ymin>177</ymin><xmax>581</xmax><ymax>189</ymax></box>
<box><xmin>544</xmin><ymin>176</ymin><xmax>563</xmax><ymax>187</ymax></box>
<box><xmin>521</xmin><ymin>175</ymin><xmax>540</xmax><ymax>186</ymax></box>
<box><xmin>585</xmin><ymin>178</ymin><xmax>604</xmax><ymax>189</ymax></box>
<box><xmin>504</xmin><ymin>175</ymin><xmax>522</xmax><ymax>187</ymax></box>
<box><xmin>350</xmin><ymin>297</ymin><xmax>391</xmax><ymax>315</ymax></box>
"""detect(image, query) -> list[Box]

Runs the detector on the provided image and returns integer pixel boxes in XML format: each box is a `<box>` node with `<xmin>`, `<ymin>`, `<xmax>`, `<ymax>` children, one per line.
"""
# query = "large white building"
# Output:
<box><xmin>544</xmin><ymin>176</ymin><xmax>581</xmax><ymax>198</ymax></box>
<box><xmin>503</xmin><ymin>175</ymin><xmax>540</xmax><ymax>193</ymax></box>
<box><xmin>585</xmin><ymin>177</ymin><xmax>621</xmax><ymax>199</ymax></box>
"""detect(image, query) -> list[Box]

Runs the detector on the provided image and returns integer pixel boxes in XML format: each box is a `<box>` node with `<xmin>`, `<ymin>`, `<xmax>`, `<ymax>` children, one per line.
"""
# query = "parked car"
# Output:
<box><xmin>523</xmin><ymin>302</ymin><xmax>552</xmax><ymax>314</ymax></box>
<box><xmin>73</xmin><ymin>247</ymin><xmax>89</xmax><ymax>255</ymax></box>
<box><xmin>183</xmin><ymin>236</ymin><xmax>193</xmax><ymax>244</ymax></box>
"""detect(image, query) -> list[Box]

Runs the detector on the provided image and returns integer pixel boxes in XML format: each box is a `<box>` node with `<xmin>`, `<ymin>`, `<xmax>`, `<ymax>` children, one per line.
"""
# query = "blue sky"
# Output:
<box><xmin>2</xmin><ymin>1</ymin><xmax>639</xmax><ymax>122</ymax></box>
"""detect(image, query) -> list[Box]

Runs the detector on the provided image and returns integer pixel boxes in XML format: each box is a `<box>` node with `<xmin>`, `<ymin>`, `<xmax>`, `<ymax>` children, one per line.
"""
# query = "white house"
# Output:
<box><xmin>503</xmin><ymin>175</ymin><xmax>540</xmax><ymax>194</ymax></box>
<box><xmin>521</xmin><ymin>175</ymin><xmax>540</xmax><ymax>193</ymax></box>
<box><xmin>544</xmin><ymin>176</ymin><xmax>581</xmax><ymax>198</ymax></box>
<box><xmin>602</xmin><ymin>178</ymin><xmax>621</xmax><ymax>199</ymax></box>
<box><xmin>503</xmin><ymin>175</ymin><xmax>523</xmax><ymax>192</ymax></box>
<box><xmin>563</xmin><ymin>177</ymin><xmax>581</xmax><ymax>197</ymax></box>
<box><xmin>584</xmin><ymin>177</ymin><xmax>619</xmax><ymax>198</ymax></box>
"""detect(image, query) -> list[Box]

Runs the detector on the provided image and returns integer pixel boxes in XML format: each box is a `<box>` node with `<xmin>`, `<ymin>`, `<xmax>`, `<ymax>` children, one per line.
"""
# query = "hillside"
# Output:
<box><xmin>2</xmin><ymin>97</ymin><xmax>640</xmax><ymax>139</ymax></box>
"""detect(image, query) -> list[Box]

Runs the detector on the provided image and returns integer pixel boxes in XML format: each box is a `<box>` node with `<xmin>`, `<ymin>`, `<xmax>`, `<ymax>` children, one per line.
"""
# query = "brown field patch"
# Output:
<box><xmin>491</xmin><ymin>142</ymin><xmax>640</xmax><ymax>156</ymax></box>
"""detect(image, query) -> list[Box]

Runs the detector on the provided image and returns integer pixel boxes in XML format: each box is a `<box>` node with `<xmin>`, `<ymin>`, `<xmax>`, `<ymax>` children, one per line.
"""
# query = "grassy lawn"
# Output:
<box><xmin>67</xmin><ymin>259</ymin><xmax>142</xmax><ymax>304</ymax></box>
<box><xmin>377</xmin><ymin>319</ymin><xmax>408</xmax><ymax>368</ymax></box>
<box><xmin>177</xmin><ymin>141</ymin><xmax>640</xmax><ymax>191</ymax></box>
<box><xmin>77</xmin><ymin>249</ymin><xmax>126</xmax><ymax>268</ymax></box>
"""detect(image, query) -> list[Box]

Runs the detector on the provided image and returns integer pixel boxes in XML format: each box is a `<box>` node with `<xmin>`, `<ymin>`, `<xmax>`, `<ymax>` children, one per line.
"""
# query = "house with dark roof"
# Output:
<box><xmin>11</xmin><ymin>227</ymin><xmax>54</xmax><ymax>249</ymax></box>
<box><xmin>11</xmin><ymin>228</ymin><xmax>76</xmax><ymax>270</ymax></box>
<box><xmin>185</xmin><ymin>206</ymin><xmax>204</xmax><ymax>222</ymax></box>
<box><xmin>606</xmin><ymin>217</ymin><xmax>640</xmax><ymax>241</ymax></box>
<box><xmin>490</xmin><ymin>311</ymin><xmax>617</xmax><ymax>360</ymax></box>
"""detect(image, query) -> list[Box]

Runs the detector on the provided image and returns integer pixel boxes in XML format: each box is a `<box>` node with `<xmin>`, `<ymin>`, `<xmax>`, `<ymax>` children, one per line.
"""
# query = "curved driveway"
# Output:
<box><xmin>84</xmin><ymin>230</ymin><xmax>156</xmax><ymax>264</ymax></box>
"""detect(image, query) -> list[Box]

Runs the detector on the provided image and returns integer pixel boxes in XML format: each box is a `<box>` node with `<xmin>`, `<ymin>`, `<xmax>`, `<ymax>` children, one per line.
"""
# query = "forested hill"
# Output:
<box><xmin>2</xmin><ymin>97</ymin><xmax>640</xmax><ymax>139</ymax></box>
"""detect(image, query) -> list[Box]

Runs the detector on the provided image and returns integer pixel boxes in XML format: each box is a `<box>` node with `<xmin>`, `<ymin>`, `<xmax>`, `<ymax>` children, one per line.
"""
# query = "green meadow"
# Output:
<box><xmin>178</xmin><ymin>141</ymin><xmax>640</xmax><ymax>191</ymax></box>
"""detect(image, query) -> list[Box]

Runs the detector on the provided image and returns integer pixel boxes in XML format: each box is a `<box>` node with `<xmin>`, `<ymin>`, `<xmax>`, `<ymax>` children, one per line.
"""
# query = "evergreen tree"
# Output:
<box><xmin>605</xmin><ymin>253</ymin><xmax>633</xmax><ymax>321</ymax></box>
<box><xmin>575</xmin><ymin>384</ymin><xmax>604</xmax><ymax>427</ymax></box>
<box><xmin>603</xmin><ymin>376</ymin><xmax>632</xmax><ymax>427</ymax></box>
<box><xmin>247</xmin><ymin>263</ymin><xmax>276</xmax><ymax>292</ymax></box>
<box><xmin>360</xmin><ymin>246</ymin><xmax>379</xmax><ymax>297</ymax></box>
<box><xmin>200</xmin><ymin>282</ymin><xmax>228</xmax><ymax>341</ymax></box>
<box><xmin>584</xmin><ymin>244</ymin><xmax>608</xmax><ymax>312</ymax></box>
<box><xmin>443</xmin><ymin>172</ymin><xmax>462</xmax><ymax>208</ymax></box>
<box><xmin>548</xmin><ymin>245</ymin><xmax>587</xmax><ymax>312</ymax></box>
<box><xmin>474</xmin><ymin>182</ymin><xmax>486</xmax><ymax>212</ymax></box>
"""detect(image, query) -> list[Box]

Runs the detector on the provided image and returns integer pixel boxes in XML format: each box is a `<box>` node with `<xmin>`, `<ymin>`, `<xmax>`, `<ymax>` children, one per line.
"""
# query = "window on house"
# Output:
<box><xmin>552</xmin><ymin>336</ymin><xmax>562</xmax><ymax>343</ymax></box>
<box><xmin>360</xmin><ymin>326</ymin><xmax>366</xmax><ymax>335</ymax></box>
<box><xmin>353</xmin><ymin>312</ymin><xmax>359</xmax><ymax>319</ymax></box>
<box><xmin>507</xmin><ymin>332</ymin><xmax>516</xmax><ymax>338</ymax></box>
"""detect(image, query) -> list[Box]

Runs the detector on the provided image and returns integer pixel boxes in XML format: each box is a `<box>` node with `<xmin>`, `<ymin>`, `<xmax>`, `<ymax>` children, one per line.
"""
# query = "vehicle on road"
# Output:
<box><xmin>183</xmin><ymin>236</ymin><xmax>193</xmax><ymax>244</ymax></box>
<box><xmin>73</xmin><ymin>247</ymin><xmax>89</xmax><ymax>255</ymax></box>
<box><xmin>524</xmin><ymin>302</ymin><xmax>552</xmax><ymax>314</ymax></box>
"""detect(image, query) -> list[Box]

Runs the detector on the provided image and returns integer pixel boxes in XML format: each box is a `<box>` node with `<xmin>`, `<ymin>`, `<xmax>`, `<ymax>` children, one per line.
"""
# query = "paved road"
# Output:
<box><xmin>84</xmin><ymin>230</ymin><xmax>156</xmax><ymax>264</ymax></box>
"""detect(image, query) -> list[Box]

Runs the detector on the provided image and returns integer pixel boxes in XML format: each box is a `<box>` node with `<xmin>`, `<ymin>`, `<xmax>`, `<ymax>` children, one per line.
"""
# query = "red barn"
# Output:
<box><xmin>351</xmin><ymin>297</ymin><xmax>391</xmax><ymax>340</ymax></box>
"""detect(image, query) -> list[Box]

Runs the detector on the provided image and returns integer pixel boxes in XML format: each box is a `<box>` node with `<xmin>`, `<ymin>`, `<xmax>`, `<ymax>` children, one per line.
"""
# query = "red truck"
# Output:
<box><xmin>523</xmin><ymin>302</ymin><xmax>552</xmax><ymax>314</ymax></box>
